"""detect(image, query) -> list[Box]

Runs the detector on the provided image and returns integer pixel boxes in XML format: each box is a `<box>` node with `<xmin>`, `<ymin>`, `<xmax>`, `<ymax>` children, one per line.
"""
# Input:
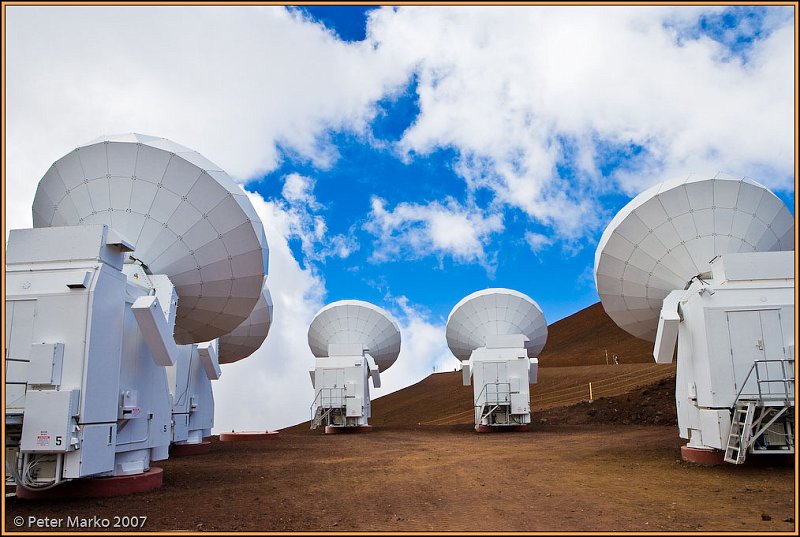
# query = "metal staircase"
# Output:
<box><xmin>724</xmin><ymin>359</ymin><xmax>794</xmax><ymax>464</ymax></box>
<box><xmin>310</xmin><ymin>387</ymin><xmax>346</xmax><ymax>429</ymax></box>
<box><xmin>724</xmin><ymin>401</ymin><xmax>756</xmax><ymax>464</ymax></box>
<box><xmin>474</xmin><ymin>382</ymin><xmax>512</xmax><ymax>426</ymax></box>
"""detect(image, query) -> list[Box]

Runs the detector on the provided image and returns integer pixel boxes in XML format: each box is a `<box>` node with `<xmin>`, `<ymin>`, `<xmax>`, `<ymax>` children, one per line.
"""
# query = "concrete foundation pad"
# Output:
<box><xmin>219</xmin><ymin>431</ymin><xmax>279</xmax><ymax>442</ymax></box>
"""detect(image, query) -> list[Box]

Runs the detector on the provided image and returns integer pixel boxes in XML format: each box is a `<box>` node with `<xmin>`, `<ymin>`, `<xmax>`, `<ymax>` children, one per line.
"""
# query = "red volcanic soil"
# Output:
<box><xmin>537</xmin><ymin>302</ymin><xmax>655</xmax><ymax>367</ymax></box>
<box><xmin>4</xmin><ymin>303</ymin><xmax>796</xmax><ymax>533</ymax></box>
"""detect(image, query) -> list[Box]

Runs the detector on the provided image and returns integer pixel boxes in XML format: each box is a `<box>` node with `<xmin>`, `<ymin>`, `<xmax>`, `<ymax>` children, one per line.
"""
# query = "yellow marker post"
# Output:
<box><xmin>589</xmin><ymin>382</ymin><xmax>593</xmax><ymax>401</ymax></box>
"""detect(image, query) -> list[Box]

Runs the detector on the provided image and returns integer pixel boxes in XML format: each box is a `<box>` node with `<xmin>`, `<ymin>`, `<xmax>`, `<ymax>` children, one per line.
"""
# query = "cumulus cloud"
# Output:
<box><xmin>524</xmin><ymin>231</ymin><xmax>554</xmax><ymax>253</ymax></box>
<box><xmin>281</xmin><ymin>173</ymin><xmax>321</xmax><ymax>208</ymax></box>
<box><xmin>367</xmin><ymin>5</ymin><xmax>794</xmax><ymax>244</ymax></box>
<box><xmin>364</xmin><ymin>196</ymin><xmax>504</xmax><ymax>269</ymax></box>
<box><xmin>4</xmin><ymin>5</ymin><xmax>411</xmax><ymax>234</ymax></box>
<box><xmin>279</xmin><ymin>173</ymin><xmax>359</xmax><ymax>262</ymax></box>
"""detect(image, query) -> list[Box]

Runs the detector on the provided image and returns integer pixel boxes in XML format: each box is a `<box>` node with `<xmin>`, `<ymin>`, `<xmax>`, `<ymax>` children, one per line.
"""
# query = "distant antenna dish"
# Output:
<box><xmin>595</xmin><ymin>173</ymin><xmax>794</xmax><ymax>341</ymax></box>
<box><xmin>307</xmin><ymin>300</ymin><xmax>401</xmax><ymax>372</ymax></box>
<box><xmin>32</xmin><ymin>133</ymin><xmax>268</xmax><ymax>344</ymax></box>
<box><xmin>218</xmin><ymin>283</ymin><xmax>273</xmax><ymax>364</ymax></box>
<box><xmin>446</xmin><ymin>288</ymin><xmax>548</xmax><ymax>361</ymax></box>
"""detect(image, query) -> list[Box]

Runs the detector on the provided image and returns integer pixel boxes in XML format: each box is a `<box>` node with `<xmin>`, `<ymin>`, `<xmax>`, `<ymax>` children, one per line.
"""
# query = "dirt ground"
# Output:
<box><xmin>5</xmin><ymin>424</ymin><xmax>795</xmax><ymax>532</ymax></box>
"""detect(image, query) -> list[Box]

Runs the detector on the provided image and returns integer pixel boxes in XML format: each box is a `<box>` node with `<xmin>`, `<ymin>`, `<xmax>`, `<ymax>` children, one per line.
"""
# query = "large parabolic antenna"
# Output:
<box><xmin>446</xmin><ymin>288</ymin><xmax>548</xmax><ymax>361</ymax></box>
<box><xmin>595</xmin><ymin>173</ymin><xmax>794</xmax><ymax>342</ymax></box>
<box><xmin>32</xmin><ymin>133</ymin><xmax>268</xmax><ymax>344</ymax></box>
<box><xmin>218</xmin><ymin>283</ymin><xmax>273</xmax><ymax>364</ymax></box>
<box><xmin>308</xmin><ymin>300</ymin><xmax>401</xmax><ymax>372</ymax></box>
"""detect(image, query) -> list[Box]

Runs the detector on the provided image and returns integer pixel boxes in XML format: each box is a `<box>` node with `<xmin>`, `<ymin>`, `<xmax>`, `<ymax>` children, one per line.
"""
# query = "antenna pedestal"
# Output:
<box><xmin>476</xmin><ymin>424</ymin><xmax>529</xmax><ymax>433</ymax></box>
<box><xmin>595</xmin><ymin>174</ymin><xmax>795</xmax><ymax>466</ymax></box>
<box><xmin>324</xmin><ymin>425</ymin><xmax>373</xmax><ymax>434</ymax></box>
<box><xmin>466</xmin><ymin>344</ymin><xmax>538</xmax><ymax>432</ymax></box>
<box><xmin>680</xmin><ymin>446</ymin><xmax>724</xmax><ymax>466</ymax></box>
<box><xmin>14</xmin><ymin>467</ymin><xmax>163</xmax><ymax>500</ymax></box>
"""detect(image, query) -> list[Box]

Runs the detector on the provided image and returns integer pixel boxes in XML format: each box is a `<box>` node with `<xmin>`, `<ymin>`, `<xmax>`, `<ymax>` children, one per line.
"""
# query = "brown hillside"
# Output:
<box><xmin>369</xmin><ymin>364</ymin><xmax>676</xmax><ymax>428</ymax></box>
<box><xmin>538</xmin><ymin>302</ymin><xmax>654</xmax><ymax>367</ymax></box>
<box><xmin>369</xmin><ymin>300</ymin><xmax>669</xmax><ymax>428</ymax></box>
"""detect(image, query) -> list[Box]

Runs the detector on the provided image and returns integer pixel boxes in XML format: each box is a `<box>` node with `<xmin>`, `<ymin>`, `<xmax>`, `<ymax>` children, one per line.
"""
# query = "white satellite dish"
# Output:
<box><xmin>308</xmin><ymin>300</ymin><xmax>401</xmax><ymax>372</ymax></box>
<box><xmin>307</xmin><ymin>300</ymin><xmax>401</xmax><ymax>432</ymax></box>
<box><xmin>595</xmin><ymin>172</ymin><xmax>793</xmax><ymax>342</ymax></box>
<box><xmin>446</xmin><ymin>288</ymin><xmax>548</xmax><ymax>361</ymax></box>
<box><xmin>446</xmin><ymin>288</ymin><xmax>546</xmax><ymax>431</ymax></box>
<box><xmin>6</xmin><ymin>134</ymin><xmax>269</xmax><ymax>498</ymax></box>
<box><xmin>218</xmin><ymin>283</ymin><xmax>274</xmax><ymax>364</ymax></box>
<box><xmin>595</xmin><ymin>172</ymin><xmax>795</xmax><ymax>465</ymax></box>
<box><xmin>32</xmin><ymin>133</ymin><xmax>269</xmax><ymax>345</ymax></box>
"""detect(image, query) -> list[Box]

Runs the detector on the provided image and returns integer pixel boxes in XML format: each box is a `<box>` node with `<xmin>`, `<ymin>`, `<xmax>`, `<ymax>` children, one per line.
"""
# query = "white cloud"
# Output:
<box><xmin>281</xmin><ymin>172</ymin><xmax>321</xmax><ymax>208</ymax></box>
<box><xmin>364</xmin><ymin>196</ymin><xmax>504</xmax><ymax>269</ymax></box>
<box><xmin>4</xmin><ymin>5</ymin><xmax>411</xmax><ymax>234</ymax></box>
<box><xmin>367</xmin><ymin>6</ymin><xmax>795</xmax><ymax>240</ymax></box>
<box><xmin>279</xmin><ymin>173</ymin><xmax>359</xmax><ymax>262</ymax></box>
<box><xmin>524</xmin><ymin>231</ymin><xmax>554</xmax><ymax>253</ymax></box>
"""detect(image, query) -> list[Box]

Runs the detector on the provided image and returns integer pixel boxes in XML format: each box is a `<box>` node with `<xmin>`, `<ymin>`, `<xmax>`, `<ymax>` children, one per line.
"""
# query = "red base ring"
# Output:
<box><xmin>324</xmin><ymin>425</ymin><xmax>373</xmax><ymax>434</ymax></box>
<box><xmin>15</xmin><ymin>467</ymin><xmax>163</xmax><ymax>500</ymax></box>
<box><xmin>170</xmin><ymin>440</ymin><xmax>211</xmax><ymax>456</ymax></box>
<box><xmin>681</xmin><ymin>445</ymin><xmax>725</xmax><ymax>465</ymax></box>
<box><xmin>219</xmin><ymin>431</ymin><xmax>279</xmax><ymax>442</ymax></box>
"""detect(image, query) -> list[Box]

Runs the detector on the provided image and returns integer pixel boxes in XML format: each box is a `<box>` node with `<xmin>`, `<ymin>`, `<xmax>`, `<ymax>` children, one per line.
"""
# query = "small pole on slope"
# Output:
<box><xmin>589</xmin><ymin>382</ymin><xmax>593</xmax><ymax>401</ymax></box>
<box><xmin>605</xmin><ymin>349</ymin><xmax>609</xmax><ymax>365</ymax></box>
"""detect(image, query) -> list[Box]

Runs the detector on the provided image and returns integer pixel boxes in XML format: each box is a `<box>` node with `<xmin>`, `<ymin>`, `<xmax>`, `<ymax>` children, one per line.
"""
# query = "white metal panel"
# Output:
<box><xmin>77</xmin><ymin>142</ymin><xmax>108</xmax><ymax>180</ymax></box>
<box><xmin>197</xmin><ymin>341</ymin><xmax>222</xmax><ymax>380</ymax></box>
<box><xmin>64</xmin><ymin>423</ymin><xmax>116</xmax><ymax>478</ymax></box>
<box><xmin>718</xmin><ymin>251</ymin><xmax>794</xmax><ymax>282</ymax></box>
<box><xmin>21</xmin><ymin>389</ymin><xmax>80</xmax><ymax>452</ymax></box>
<box><xmin>727</xmin><ymin>310</ymin><xmax>765</xmax><ymax>397</ymax></box>
<box><xmin>28</xmin><ymin>343</ymin><xmax>65</xmax><ymax>386</ymax></box>
<box><xmin>131</xmin><ymin>296</ymin><xmax>178</xmax><ymax>367</ymax></box>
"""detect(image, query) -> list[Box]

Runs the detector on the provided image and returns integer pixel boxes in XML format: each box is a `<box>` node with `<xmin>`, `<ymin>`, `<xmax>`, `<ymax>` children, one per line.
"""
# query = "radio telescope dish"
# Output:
<box><xmin>307</xmin><ymin>300</ymin><xmax>401</xmax><ymax>372</ymax></box>
<box><xmin>32</xmin><ymin>133</ymin><xmax>268</xmax><ymax>344</ymax></box>
<box><xmin>446</xmin><ymin>288</ymin><xmax>547</xmax><ymax>361</ymax></box>
<box><xmin>218</xmin><ymin>283</ymin><xmax>273</xmax><ymax>364</ymax></box>
<box><xmin>595</xmin><ymin>172</ymin><xmax>794</xmax><ymax>341</ymax></box>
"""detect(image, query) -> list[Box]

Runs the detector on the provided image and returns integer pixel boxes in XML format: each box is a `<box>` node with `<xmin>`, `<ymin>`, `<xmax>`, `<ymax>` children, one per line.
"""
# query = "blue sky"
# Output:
<box><xmin>255</xmin><ymin>4</ymin><xmax>796</xmax><ymax>325</ymax></box>
<box><xmin>6</xmin><ymin>5</ymin><xmax>795</xmax><ymax>430</ymax></box>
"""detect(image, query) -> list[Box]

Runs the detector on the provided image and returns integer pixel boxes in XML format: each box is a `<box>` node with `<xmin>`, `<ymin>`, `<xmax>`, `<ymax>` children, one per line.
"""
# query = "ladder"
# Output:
<box><xmin>724</xmin><ymin>401</ymin><xmax>756</xmax><ymax>464</ymax></box>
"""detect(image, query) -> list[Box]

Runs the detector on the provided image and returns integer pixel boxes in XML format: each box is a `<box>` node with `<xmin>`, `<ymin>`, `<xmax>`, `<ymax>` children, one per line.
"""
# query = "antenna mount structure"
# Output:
<box><xmin>446</xmin><ymin>288</ymin><xmax>547</xmax><ymax>432</ymax></box>
<box><xmin>595</xmin><ymin>173</ymin><xmax>794</xmax><ymax>464</ymax></box>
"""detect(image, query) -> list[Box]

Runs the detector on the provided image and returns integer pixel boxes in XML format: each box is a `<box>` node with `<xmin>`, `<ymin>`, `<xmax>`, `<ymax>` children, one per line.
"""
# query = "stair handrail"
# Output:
<box><xmin>732</xmin><ymin>358</ymin><xmax>795</xmax><ymax>406</ymax></box>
